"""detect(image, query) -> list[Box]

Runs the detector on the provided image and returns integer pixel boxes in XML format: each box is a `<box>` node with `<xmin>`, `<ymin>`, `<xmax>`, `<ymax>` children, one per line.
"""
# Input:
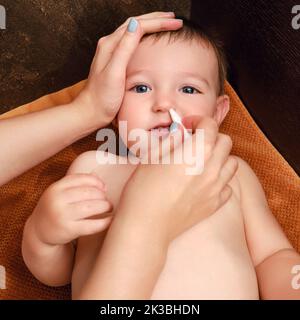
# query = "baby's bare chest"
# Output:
<box><xmin>72</xmin><ymin>163</ymin><xmax>259</xmax><ymax>299</ymax></box>
<box><xmin>150</xmin><ymin>187</ymin><xmax>259</xmax><ymax>299</ymax></box>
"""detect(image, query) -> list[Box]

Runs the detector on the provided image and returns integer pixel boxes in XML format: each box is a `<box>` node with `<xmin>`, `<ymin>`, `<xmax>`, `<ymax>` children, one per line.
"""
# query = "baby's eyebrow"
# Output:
<box><xmin>126</xmin><ymin>70</ymin><xmax>209</xmax><ymax>87</ymax></box>
<box><xmin>126</xmin><ymin>69</ymin><xmax>150</xmax><ymax>78</ymax></box>
<box><xmin>178</xmin><ymin>71</ymin><xmax>210</xmax><ymax>87</ymax></box>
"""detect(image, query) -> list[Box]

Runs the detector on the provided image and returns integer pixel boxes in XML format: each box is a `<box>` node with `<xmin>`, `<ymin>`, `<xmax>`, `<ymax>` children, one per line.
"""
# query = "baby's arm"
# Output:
<box><xmin>22</xmin><ymin>215</ymin><xmax>76</xmax><ymax>287</ymax></box>
<box><xmin>22</xmin><ymin>152</ymin><xmax>112</xmax><ymax>287</ymax></box>
<box><xmin>236</xmin><ymin>157</ymin><xmax>300</xmax><ymax>299</ymax></box>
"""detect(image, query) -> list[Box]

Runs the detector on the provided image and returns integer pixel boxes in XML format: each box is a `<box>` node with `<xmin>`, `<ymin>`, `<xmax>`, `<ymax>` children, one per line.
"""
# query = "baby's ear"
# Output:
<box><xmin>213</xmin><ymin>94</ymin><xmax>230</xmax><ymax>126</ymax></box>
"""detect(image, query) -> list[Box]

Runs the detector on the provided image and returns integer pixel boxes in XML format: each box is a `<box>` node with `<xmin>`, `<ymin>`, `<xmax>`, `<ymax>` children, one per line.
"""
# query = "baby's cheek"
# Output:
<box><xmin>189</xmin><ymin>105</ymin><xmax>214</xmax><ymax>118</ymax></box>
<box><xmin>194</xmin><ymin>97</ymin><xmax>217</xmax><ymax>117</ymax></box>
<box><xmin>116</xmin><ymin>113</ymin><xmax>138</xmax><ymax>148</ymax></box>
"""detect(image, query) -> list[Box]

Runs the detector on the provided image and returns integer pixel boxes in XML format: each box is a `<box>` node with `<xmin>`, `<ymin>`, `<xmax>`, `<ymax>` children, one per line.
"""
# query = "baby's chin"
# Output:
<box><xmin>124</xmin><ymin>131</ymin><xmax>178</xmax><ymax>162</ymax></box>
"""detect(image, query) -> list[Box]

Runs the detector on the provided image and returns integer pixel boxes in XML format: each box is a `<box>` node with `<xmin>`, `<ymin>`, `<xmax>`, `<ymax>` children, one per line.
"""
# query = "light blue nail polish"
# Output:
<box><xmin>170</xmin><ymin>122</ymin><xmax>179</xmax><ymax>133</ymax></box>
<box><xmin>127</xmin><ymin>18</ymin><xmax>138</xmax><ymax>33</ymax></box>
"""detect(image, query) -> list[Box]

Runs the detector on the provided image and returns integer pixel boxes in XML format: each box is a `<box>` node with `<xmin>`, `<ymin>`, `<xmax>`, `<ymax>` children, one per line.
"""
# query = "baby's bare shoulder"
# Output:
<box><xmin>67</xmin><ymin>150</ymin><xmax>136</xmax><ymax>208</ymax></box>
<box><xmin>67</xmin><ymin>150</ymin><xmax>129</xmax><ymax>175</ymax></box>
<box><xmin>67</xmin><ymin>150</ymin><xmax>99</xmax><ymax>175</ymax></box>
<box><xmin>225</xmin><ymin>155</ymin><xmax>257</xmax><ymax>201</ymax></box>
<box><xmin>232</xmin><ymin>155</ymin><xmax>259</xmax><ymax>186</ymax></box>
<box><xmin>231</xmin><ymin>155</ymin><xmax>267</xmax><ymax>202</ymax></box>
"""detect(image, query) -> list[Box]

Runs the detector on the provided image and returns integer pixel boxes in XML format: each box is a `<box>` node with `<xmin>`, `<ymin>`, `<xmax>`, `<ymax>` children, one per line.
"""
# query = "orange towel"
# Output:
<box><xmin>0</xmin><ymin>80</ymin><xmax>299</xmax><ymax>299</ymax></box>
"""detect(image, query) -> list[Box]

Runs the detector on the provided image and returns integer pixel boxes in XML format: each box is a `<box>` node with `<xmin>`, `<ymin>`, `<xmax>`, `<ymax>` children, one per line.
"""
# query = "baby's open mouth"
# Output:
<box><xmin>149</xmin><ymin>124</ymin><xmax>171</xmax><ymax>137</ymax></box>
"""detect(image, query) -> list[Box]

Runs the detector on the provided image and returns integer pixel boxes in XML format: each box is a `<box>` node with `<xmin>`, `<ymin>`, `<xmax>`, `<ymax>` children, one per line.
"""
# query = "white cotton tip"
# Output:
<box><xmin>169</xmin><ymin>108</ymin><xmax>191</xmax><ymax>140</ymax></box>
<box><xmin>169</xmin><ymin>108</ymin><xmax>182</xmax><ymax>124</ymax></box>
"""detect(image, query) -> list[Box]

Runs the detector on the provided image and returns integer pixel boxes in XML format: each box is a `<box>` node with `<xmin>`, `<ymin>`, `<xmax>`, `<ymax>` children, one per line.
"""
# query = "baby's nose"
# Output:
<box><xmin>152</xmin><ymin>103</ymin><xmax>175</xmax><ymax>113</ymax></box>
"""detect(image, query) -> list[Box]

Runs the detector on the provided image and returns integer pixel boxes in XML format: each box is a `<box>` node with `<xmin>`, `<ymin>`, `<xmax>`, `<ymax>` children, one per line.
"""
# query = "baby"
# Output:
<box><xmin>22</xmin><ymin>18</ymin><xmax>300</xmax><ymax>299</ymax></box>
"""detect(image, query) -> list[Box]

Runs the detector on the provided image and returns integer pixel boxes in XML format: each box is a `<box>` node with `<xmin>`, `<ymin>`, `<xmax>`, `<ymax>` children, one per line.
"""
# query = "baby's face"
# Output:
<box><xmin>117</xmin><ymin>37</ymin><xmax>229</xmax><ymax>149</ymax></box>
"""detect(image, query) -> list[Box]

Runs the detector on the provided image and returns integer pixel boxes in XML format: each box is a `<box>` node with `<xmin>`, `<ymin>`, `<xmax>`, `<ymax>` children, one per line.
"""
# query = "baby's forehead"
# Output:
<box><xmin>129</xmin><ymin>37</ymin><xmax>219</xmax><ymax>83</ymax></box>
<box><xmin>141</xmin><ymin>35</ymin><xmax>211</xmax><ymax>51</ymax></box>
<box><xmin>138</xmin><ymin>36</ymin><xmax>218</xmax><ymax>65</ymax></box>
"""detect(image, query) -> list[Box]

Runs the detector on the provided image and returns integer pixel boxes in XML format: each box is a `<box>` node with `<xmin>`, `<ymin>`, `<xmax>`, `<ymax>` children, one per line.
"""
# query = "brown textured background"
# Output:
<box><xmin>0</xmin><ymin>0</ymin><xmax>190</xmax><ymax>113</ymax></box>
<box><xmin>190</xmin><ymin>0</ymin><xmax>300</xmax><ymax>175</ymax></box>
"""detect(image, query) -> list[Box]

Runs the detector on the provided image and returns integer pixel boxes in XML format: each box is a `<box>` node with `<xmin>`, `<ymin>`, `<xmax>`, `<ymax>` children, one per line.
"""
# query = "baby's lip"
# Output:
<box><xmin>149</xmin><ymin>120</ymin><xmax>172</xmax><ymax>131</ymax></box>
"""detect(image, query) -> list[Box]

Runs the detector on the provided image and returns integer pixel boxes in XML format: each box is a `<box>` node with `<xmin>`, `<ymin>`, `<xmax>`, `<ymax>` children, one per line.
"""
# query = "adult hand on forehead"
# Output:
<box><xmin>74</xmin><ymin>11</ymin><xmax>183</xmax><ymax>129</ymax></box>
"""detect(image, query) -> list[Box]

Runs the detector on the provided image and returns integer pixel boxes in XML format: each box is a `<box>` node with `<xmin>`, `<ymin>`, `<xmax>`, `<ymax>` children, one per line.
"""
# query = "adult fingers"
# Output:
<box><xmin>116</xmin><ymin>11</ymin><xmax>175</xmax><ymax>31</ymax></box>
<box><xmin>182</xmin><ymin>116</ymin><xmax>218</xmax><ymax>163</ymax></box>
<box><xmin>155</xmin><ymin>117</ymin><xmax>218</xmax><ymax>170</ymax></box>
<box><xmin>148</xmin><ymin>125</ymin><xmax>184</xmax><ymax>161</ymax></box>
<box><xmin>218</xmin><ymin>155</ymin><xmax>239</xmax><ymax>186</ymax></box>
<box><xmin>102</xmin><ymin>17</ymin><xmax>183</xmax><ymax>79</ymax></box>
<box><xmin>206</xmin><ymin>156</ymin><xmax>238</xmax><ymax>212</ymax></box>
<box><xmin>206</xmin><ymin>133</ymin><xmax>233</xmax><ymax>172</ymax></box>
<box><xmin>91</xmin><ymin>13</ymin><xmax>174</xmax><ymax>72</ymax></box>
<box><xmin>216</xmin><ymin>185</ymin><xmax>233</xmax><ymax>211</ymax></box>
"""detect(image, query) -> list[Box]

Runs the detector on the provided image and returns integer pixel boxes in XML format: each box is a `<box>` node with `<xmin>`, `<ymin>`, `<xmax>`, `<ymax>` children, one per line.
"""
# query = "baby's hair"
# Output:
<box><xmin>140</xmin><ymin>16</ymin><xmax>227</xmax><ymax>95</ymax></box>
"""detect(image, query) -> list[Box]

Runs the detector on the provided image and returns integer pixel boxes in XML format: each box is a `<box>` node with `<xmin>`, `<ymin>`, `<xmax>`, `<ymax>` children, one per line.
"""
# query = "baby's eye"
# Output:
<box><xmin>129</xmin><ymin>85</ymin><xmax>201</xmax><ymax>94</ymax></box>
<box><xmin>131</xmin><ymin>84</ymin><xmax>151</xmax><ymax>93</ymax></box>
<box><xmin>181</xmin><ymin>86</ymin><xmax>201</xmax><ymax>94</ymax></box>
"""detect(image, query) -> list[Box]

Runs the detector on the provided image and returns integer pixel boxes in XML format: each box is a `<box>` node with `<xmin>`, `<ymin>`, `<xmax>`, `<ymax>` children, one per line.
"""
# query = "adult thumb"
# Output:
<box><xmin>218</xmin><ymin>185</ymin><xmax>232</xmax><ymax>209</ymax></box>
<box><xmin>182</xmin><ymin>115</ymin><xmax>218</xmax><ymax>134</ymax></box>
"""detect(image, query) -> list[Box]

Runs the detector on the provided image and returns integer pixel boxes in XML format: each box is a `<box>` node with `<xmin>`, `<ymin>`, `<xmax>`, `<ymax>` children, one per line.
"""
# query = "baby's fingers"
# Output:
<box><xmin>55</xmin><ymin>173</ymin><xmax>105</xmax><ymax>191</ymax></box>
<box><xmin>64</xmin><ymin>186</ymin><xmax>106</xmax><ymax>204</ymax></box>
<box><xmin>72</xmin><ymin>199</ymin><xmax>113</xmax><ymax>220</ymax></box>
<box><xmin>75</xmin><ymin>216</ymin><xmax>113</xmax><ymax>237</ymax></box>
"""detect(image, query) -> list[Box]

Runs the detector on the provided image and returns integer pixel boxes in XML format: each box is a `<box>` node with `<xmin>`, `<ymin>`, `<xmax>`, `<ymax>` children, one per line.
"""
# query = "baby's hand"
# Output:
<box><xmin>30</xmin><ymin>174</ymin><xmax>113</xmax><ymax>246</ymax></box>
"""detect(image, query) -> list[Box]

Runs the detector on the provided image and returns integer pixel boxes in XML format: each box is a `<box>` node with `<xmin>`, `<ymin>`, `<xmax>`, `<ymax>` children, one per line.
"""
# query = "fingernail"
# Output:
<box><xmin>165</xmin><ymin>12</ymin><xmax>175</xmax><ymax>15</ymax></box>
<box><xmin>127</xmin><ymin>18</ymin><xmax>138</xmax><ymax>33</ymax></box>
<box><xmin>170</xmin><ymin>122</ymin><xmax>179</xmax><ymax>133</ymax></box>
